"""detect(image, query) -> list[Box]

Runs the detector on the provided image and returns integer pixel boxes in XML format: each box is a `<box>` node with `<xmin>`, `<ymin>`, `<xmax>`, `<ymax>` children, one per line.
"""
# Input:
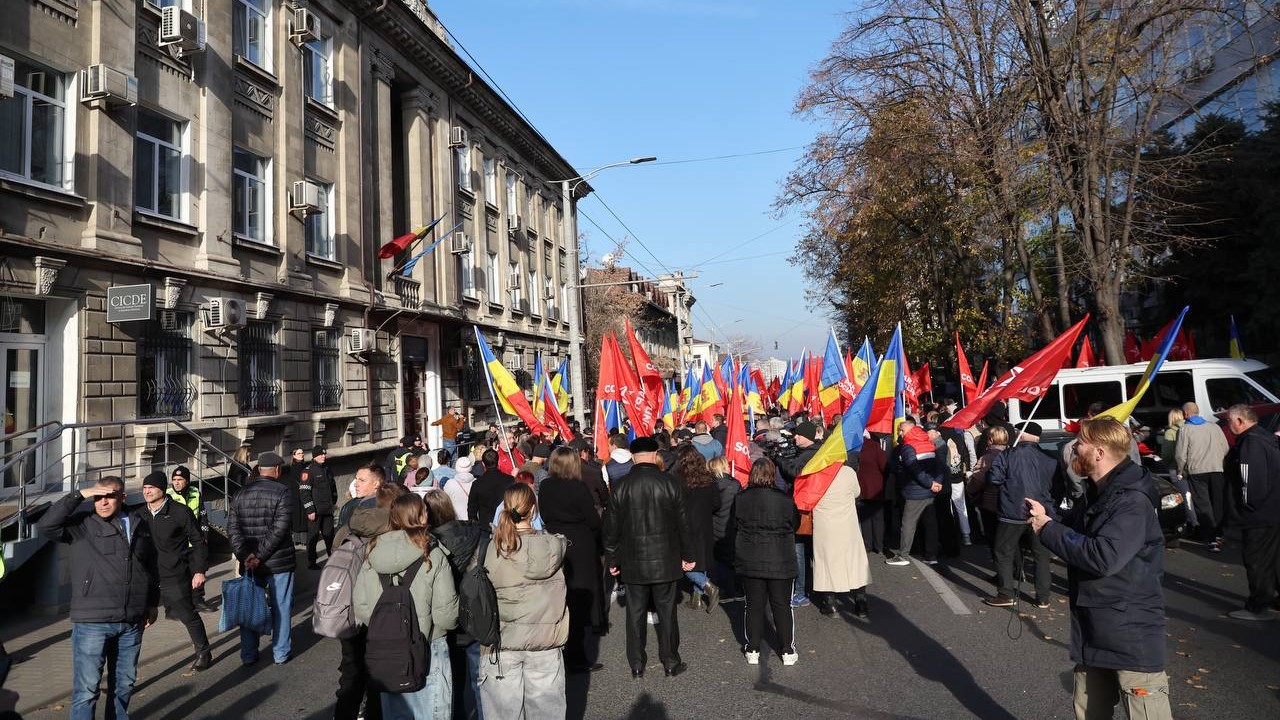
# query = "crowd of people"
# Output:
<box><xmin>19</xmin><ymin>394</ymin><xmax>1280</xmax><ymax>720</ymax></box>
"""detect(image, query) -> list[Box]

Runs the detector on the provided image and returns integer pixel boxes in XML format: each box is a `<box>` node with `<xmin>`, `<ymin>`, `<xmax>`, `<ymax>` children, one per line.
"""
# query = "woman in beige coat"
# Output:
<box><xmin>811</xmin><ymin>460</ymin><xmax>871</xmax><ymax>618</ymax></box>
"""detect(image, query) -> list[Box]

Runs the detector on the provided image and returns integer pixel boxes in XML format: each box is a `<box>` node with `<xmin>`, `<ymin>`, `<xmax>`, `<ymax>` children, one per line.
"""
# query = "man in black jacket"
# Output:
<box><xmin>301</xmin><ymin>446</ymin><xmax>337</xmax><ymax>569</ymax></box>
<box><xmin>1028</xmin><ymin>417</ymin><xmax>1172</xmax><ymax>720</ymax></box>
<box><xmin>37</xmin><ymin>476</ymin><xmax>159</xmax><ymax>720</ymax></box>
<box><xmin>280</xmin><ymin>448</ymin><xmax>309</xmax><ymax>546</ymax></box>
<box><xmin>603</xmin><ymin>437</ymin><xmax>695</xmax><ymax>678</ymax></box>
<box><xmin>468</xmin><ymin>448</ymin><xmax>513</xmax><ymax>523</ymax></box>
<box><xmin>140</xmin><ymin>471</ymin><xmax>212</xmax><ymax>670</ymax></box>
<box><xmin>984</xmin><ymin>421</ymin><xmax>1059</xmax><ymax>609</ymax></box>
<box><xmin>227</xmin><ymin>452</ymin><xmax>297</xmax><ymax>665</ymax></box>
<box><xmin>1224</xmin><ymin>404</ymin><xmax>1280</xmax><ymax>621</ymax></box>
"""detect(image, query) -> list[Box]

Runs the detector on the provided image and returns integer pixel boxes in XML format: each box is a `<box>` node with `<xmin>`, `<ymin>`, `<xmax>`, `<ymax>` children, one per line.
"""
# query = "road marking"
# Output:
<box><xmin>910</xmin><ymin>558</ymin><xmax>972</xmax><ymax>615</ymax></box>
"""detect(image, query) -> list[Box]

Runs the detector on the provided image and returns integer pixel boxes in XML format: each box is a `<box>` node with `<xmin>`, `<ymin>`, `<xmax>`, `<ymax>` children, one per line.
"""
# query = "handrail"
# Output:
<box><xmin>0</xmin><ymin>421</ymin><xmax>64</xmax><ymax>462</ymax></box>
<box><xmin>0</xmin><ymin>418</ymin><xmax>249</xmax><ymax>478</ymax></box>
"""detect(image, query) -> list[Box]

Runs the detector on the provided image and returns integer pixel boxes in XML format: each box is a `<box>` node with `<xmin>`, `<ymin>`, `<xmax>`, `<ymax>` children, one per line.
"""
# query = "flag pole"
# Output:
<box><xmin>475</xmin><ymin>326</ymin><xmax>519</xmax><ymax>470</ymax></box>
<box><xmin>1011</xmin><ymin>394</ymin><xmax>1048</xmax><ymax>446</ymax></box>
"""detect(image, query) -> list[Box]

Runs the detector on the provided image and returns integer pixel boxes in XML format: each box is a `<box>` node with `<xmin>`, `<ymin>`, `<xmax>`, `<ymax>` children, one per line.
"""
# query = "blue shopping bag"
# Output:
<box><xmin>218</xmin><ymin>574</ymin><xmax>271</xmax><ymax>634</ymax></box>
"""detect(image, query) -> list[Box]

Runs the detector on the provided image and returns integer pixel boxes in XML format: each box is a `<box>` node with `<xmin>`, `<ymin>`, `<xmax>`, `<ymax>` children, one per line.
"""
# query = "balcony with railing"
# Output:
<box><xmin>394</xmin><ymin>275</ymin><xmax>422</xmax><ymax>309</ymax></box>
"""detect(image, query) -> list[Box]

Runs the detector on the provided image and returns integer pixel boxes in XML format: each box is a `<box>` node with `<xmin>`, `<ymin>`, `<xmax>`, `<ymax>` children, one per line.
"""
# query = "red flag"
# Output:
<box><xmin>1124</xmin><ymin>331</ymin><xmax>1142</xmax><ymax>363</ymax></box>
<box><xmin>624</xmin><ymin>320</ymin><xmax>665</xmax><ymax>415</ymax></box>
<box><xmin>915</xmin><ymin>363</ymin><xmax>933</xmax><ymax>395</ymax></box>
<box><xmin>956</xmin><ymin>333</ymin><xmax>977</xmax><ymax>405</ymax></box>
<box><xmin>608</xmin><ymin>333</ymin><xmax>656</xmax><ymax>435</ymax></box>
<box><xmin>724</xmin><ymin>390</ymin><xmax>752</xmax><ymax>486</ymax></box>
<box><xmin>806</xmin><ymin>352</ymin><xmax>824</xmax><ymax>418</ymax></box>
<box><xmin>1075</xmin><ymin>336</ymin><xmax>1097</xmax><ymax>369</ymax></box>
<box><xmin>379</xmin><ymin>227</ymin><xmax>428</xmax><ymax>259</ymax></box>
<box><xmin>766</xmin><ymin>376</ymin><xmax>781</xmax><ymax>406</ymax></box>
<box><xmin>976</xmin><ymin>360</ymin><xmax>989</xmax><ymax>395</ymax></box>
<box><xmin>595</xmin><ymin>335</ymin><xmax>626</xmax><ymax>461</ymax></box>
<box><xmin>902</xmin><ymin>352</ymin><xmax>920</xmax><ymax>416</ymax></box>
<box><xmin>942</xmin><ymin>315</ymin><xmax>1090</xmax><ymax>430</ymax></box>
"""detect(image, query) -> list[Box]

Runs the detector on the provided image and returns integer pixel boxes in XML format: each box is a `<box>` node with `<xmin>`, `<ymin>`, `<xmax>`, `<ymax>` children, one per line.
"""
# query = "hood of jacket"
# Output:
<box><xmin>1185</xmin><ymin>415</ymin><xmax>1208</xmax><ymax>426</ymax></box>
<box><xmin>692</xmin><ymin>434</ymin><xmax>717</xmax><ymax>446</ymax></box>
<box><xmin>904</xmin><ymin>426</ymin><xmax>934</xmax><ymax>457</ymax></box>
<box><xmin>450</xmin><ymin>471</ymin><xmax>476</xmax><ymax>487</ymax></box>
<box><xmin>505</xmin><ymin>531</ymin><xmax>567</xmax><ymax>581</ymax></box>
<box><xmin>367</xmin><ymin>530</ymin><xmax>429</xmax><ymax>575</ymax></box>
<box><xmin>610</xmin><ymin>448</ymin><xmax>633</xmax><ymax>464</ymax></box>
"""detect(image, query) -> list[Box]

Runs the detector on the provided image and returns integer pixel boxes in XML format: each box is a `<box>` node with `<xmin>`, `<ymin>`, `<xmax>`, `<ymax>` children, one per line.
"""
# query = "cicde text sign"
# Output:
<box><xmin>106</xmin><ymin>284</ymin><xmax>154</xmax><ymax>323</ymax></box>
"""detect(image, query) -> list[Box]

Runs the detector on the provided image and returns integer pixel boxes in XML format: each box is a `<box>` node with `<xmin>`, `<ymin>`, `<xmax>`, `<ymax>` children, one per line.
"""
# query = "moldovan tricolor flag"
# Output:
<box><xmin>551</xmin><ymin>358</ymin><xmax>571</xmax><ymax>414</ymax></box>
<box><xmin>819</xmin><ymin>329</ymin><xmax>849</xmax><ymax>425</ymax></box>
<box><xmin>1097</xmin><ymin>307</ymin><xmax>1189</xmax><ymax>424</ymax></box>
<box><xmin>475</xmin><ymin>327</ymin><xmax>546</xmax><ymax>434</ymax></box>
<box><xmin>867</xmin><ymin>325</ymin><xmax>906</xmax><ymax>435</ymax></box>
<box><xmin>699</xmin><ymin>362</ymin><xmax>724</xmax><ymax>421</ymax></box>
<box><xmin>942</xmin><ymin>316</ymin><xmax>1090</xmax><ymax>430</ymax></box>
<box><xmin>378</xmin><ymin>212</ymin><xmax>447</xmax><ymax>258</ymax></box>
<box><xmin>1230</xmin><ymin>315</ymin><xmax>1245</xmax><ymax>360</ymax></box>
<box><xmin>786</xmin><ymin>355</ymin><xmax>808</xmax><ymax>415</ymax></box>
<box><xmin>851</xmin><ymin>337</ymin><xmax>875</xmax><ymax>395</ymax></box>
<box><xmin>538</xmin><ymin>366</ymin><xmax>573</xmax><ymax>440</ymax></box>
<box><xmin>793</xmin><ymin>358</ymin><xmax>880</xmax><ymax>510</ymax></box>
<box><xmin>532</xmin><ymin>353</ymin><xmax>548</xmax><ymax>421</ymax></box>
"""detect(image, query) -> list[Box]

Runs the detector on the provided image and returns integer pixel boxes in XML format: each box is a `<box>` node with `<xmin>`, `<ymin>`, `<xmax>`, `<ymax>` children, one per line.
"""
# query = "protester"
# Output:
<box><xmin>496</xmin><ymin>430</ymin><xmax>527</xmax><ymax>477</ymax></box>
<box><xmin>605</xmin><ymin>435</ymin><xmax>634</xmax><ymax>485</ymax></box>
<box><xmin>733</xmin><ymin>458</ymin><xmax>800</xmax><ymax>665</ymax></box>
<box><xmin>443</xmin><ymin>456</ymin><xmax>478</xmax><ymax>520</ymax></box>
<box><xmin>968</xmin><ymin>424</ymin><xmax>1010</xmax><ymax>549</ymax></box>
<box><xmin>430</xmin><ymin>450</ymin><xmax>456</xmax><ymax>490</ymax></box>
<box><xmin>480</xmin><ymin>485</ymin><xmax>570</xmax><ymax>716</ymax></box>
<box><xmin>886</xmin><ymin>420</ymin><xmax>944</xmax><ymax>566</ymax></box>
<box><xmin>570</xmin><ymin>438</ymin><xmax>611</xmax><ymax>514</ymax></box>
<box><xmin>709</xmin><ymin>413</ymin><xmax>729</xmax><ymax>448</ymax></box>
<box><xmin>433</xmin><ymin>407</ymin><xmax>465</xmax><ymax>460</ymax></box>
<box><xmin>1176</xmin><ymin>401</ymin><xmax>1231</xmax><ymax>550</ymax></box>
<box><xmin>227</xmin><ymin>452</ymin><xmax>297</xmax><ymax>666</ymax></box>
<box><xmin>1028</xmin><ymin>417</ymin><xmax>1172</xmax><ymax>719</ymax></box>
<box><xmin>984</xmin><ymin>421</ymin><xmax>1059</xmax><ymax>608</ymax></box>
<box><xmin>675</xmin><ymin>445</ymin><xmax>722</xmax><ymax>611</ymax></box>
<box><xmin>603</xmin><ymin>436</ymin><xmax>694</xmax><ymax>678</ymax></box>
<box><xmin>302</xmin><ymin>446</ymin><xmax>338</xmax><ymax>569</ymax></box>
<box><xmin>690</xmin><ymin>420</ymin><xmax>724</xmax><ymax>462</ymax></box>
<box><xmin>353</xmin><ymin>494</ymin><xmax>457</xmax><ymax>719</ymax></box>
<box><xmin>167</xmin><ymin>465</ymin><xmax>215</xmax><ymax>611</ymax></box>
<box><xmin>139</xmin><ymin>471</ymin><xmax>212</xmax><ymax>671</ymax></box>
<box><xmin>857</xmin><ymin>435</ymin><xmax>889</xmax><ymax>555</ymax></box>
<box><xmin>1223</xmin><ymin>404</ymin><xmax>1280</xmax><ymax>621</ymax></box>
<box><xmin>470</xmin><ymin>449</ymin><xmax>514</xmax><ymax>523</ymax></box>
<box><xmin>780</xmin><ymin>421</ymin><xmax>820</xmax><ymax>606</ymax></box>
<box><xmin>538</xmin><ymin>447</ymin><xmax>606</xmax><ymax>673</ymax></box>
<box><xmin>708</xmin><ymin>455</ymin><xmax>742</xmax><ymax>602</ymax></box>
<box><xmin>332</xmin><ymin>463</ymin><xmax>387</xmax><ymax>720</ymax></box>
<box><xmin>812</xmin><ymin>458</ymin><xmax>871</xmax><ymax>619</ymax></box>
<box><xmin>422</xmin><ymin>489</ymin><xmax>488</xmax><ymax>719</ymax></box>
<box><xmin>38</xmin><ymin>477</ymin><xmax>159</xmax><ymax>720</ymax></box>
<box><xmin>521</xmin><ymin>443</ymin><xmax>552</xmax><ymax>491</ymax></box>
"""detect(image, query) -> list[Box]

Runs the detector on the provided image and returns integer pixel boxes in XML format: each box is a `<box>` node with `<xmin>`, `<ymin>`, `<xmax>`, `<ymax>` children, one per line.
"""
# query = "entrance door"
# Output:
<box><xmin>402</xmin><ymin>336</ymin><xmax>429</xmax><ymax>443</ymax></box>
<box><xmin>2</xmin><ymin>343</ymin><xmax>44</xmax><ymax>488</ymax></box>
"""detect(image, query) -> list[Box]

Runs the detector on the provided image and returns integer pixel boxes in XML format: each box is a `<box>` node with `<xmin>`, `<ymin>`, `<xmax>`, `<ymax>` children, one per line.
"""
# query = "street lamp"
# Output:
<box><xmin>554</xmin><ymin>156</ymin><xmax>657</xmax><ymax>426</ymax></box>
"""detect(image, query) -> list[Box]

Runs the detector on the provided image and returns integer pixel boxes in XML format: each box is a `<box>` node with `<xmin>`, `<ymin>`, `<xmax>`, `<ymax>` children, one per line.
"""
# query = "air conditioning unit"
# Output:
<box><xmin>448</xmin><ymin>347</ymin><xmax>467</xmax><ymax>369</ymax></box>
<box><xmin>80</xmin><ymin>64</ymin><xmax>138</xmax><ymax>107</ymax></box>
<box><xmin>449</xmin><ymin>126</ymin><xmax>469</xmax><ymax>147</ymax></box>
<box><xmin>160</xmin><ymin>7</ymin><xmax>207</xmax><ymax>55</ymax></box>
<box><xmin>290</xmin><ymin>180</ymin><xmax>324</xmax><ymax>215</ymax></box>
<box><xmin>159</xmin><ymin>309</ymin><xmax>179</xmax><ymax>332</ymax></box>
<box><xmin>507</xmin><ymin>215</ymin><xmax>521</xmax><ymax>232</ymax></box>
<box><xmin>290</xmin><ymin>8</ymin><xmax>321</xmax><ymax>45</ymax></box>
<box><xmin>450</xmin><ymin>232</ymin><xmax>471</xmax><ymax>255</ymax></box>
<box><xmin>348</xmin><ymin>327</ymin><xmax>376</xmax><ymax>354</ymax></box>
<box><xmin>205</xmin><ymin>297</ymin><xmax>247</xmax><ymax>331</ymax></box>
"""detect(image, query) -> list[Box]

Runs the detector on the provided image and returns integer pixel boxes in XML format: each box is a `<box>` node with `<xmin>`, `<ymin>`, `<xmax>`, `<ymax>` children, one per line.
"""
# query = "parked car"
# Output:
<box><xmin>1035</xmin><ymin>430</ymin><xmax>1188</xmax><ymax>543</ymax></box>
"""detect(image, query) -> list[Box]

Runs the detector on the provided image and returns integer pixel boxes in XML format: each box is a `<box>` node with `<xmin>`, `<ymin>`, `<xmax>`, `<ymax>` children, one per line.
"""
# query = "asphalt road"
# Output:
<box><xmin>19</xmin><ymin>537</ymin><xmax>1280</xmax><ymax>719</ymax></box>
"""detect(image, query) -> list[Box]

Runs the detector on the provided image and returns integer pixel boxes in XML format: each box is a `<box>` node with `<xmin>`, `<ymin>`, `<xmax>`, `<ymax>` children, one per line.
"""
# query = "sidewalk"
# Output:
<box><xmin>2</xmin><ymin>553</ymin><xmax>319</xmax><ymax>717</ymax></box>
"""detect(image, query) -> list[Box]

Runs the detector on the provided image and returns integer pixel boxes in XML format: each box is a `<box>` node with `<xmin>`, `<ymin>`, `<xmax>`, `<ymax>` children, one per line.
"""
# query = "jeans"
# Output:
<box><xmin>381</xmin><ymin>636</ymin><xmax>451</xmax><ymax>720</ymax></box>
<box><xmin>239</xmin><ymin>571</ymin><xmax>294</xmax><ymax>664</ymax></box>
<box><xmin>71</xmin><ymin>621</ymin><xmax>144</xmax><ymax>720</ymax></box>
<box><xmin>793</xmin><ymin>537</ymin><xmax>811</xmax><ymax>598</ymax></box>
<box><xmin>685</xmin><ymin>570</ymin><xmax>709</xmax><ymax>596</ymax></box>
<box><xmin>443</xmin><ymin>439</ymin><xmax>458</xmax><ymax>461</ymax></box>
<box><xmin>477</xmin><ymin>648</ymin><xmax>566</xmax><ymax>719</ymax></box>
<box><xmin>743</xmin><ymin>577</ymin><xmax>794</xmax><ymax>654</ymax></box>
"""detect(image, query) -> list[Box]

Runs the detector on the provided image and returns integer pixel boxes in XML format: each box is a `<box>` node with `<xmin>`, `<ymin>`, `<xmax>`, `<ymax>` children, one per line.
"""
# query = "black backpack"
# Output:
<box><xmin>364</xmin><ymin>557</ymin><xmax>429</xmax><ymax>694</ymax></box>
<box><xmin>458</xmin><ymin>533</ymin><xmax>501</xmax><ymax>647</ymax></box>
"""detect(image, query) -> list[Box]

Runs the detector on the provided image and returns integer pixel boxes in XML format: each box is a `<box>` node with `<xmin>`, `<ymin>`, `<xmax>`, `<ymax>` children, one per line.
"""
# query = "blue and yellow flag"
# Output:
<box><xmin>1098</xmin><ymin>307</ymin><xmax>1190</xmax><ymax>423</ymax></box>
<box><xmin>550</xmin><ymin>358</ymin><xmax>571</xmax><ymax>414</ymax></box>
<box><xmin>793</xmin><ymin>357</ymin><xmax>881</xmax><ymax>511</ymax></box>
<box><xmin>1230</xmin><ymin>315</ymin><xmax>1245</xmax><ymax>360</ymax></box>
<box><xmin>819</xmin><ymin>329</ymin><xmax>847</xmax><ymax>412</ymax></box>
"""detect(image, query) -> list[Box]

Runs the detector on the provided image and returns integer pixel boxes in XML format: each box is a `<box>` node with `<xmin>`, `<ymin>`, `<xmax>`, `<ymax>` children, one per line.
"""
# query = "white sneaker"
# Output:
<box><xmin>647</xmin><ymin>611</ymin><xmax>658</xmax><ymax>625</ymax></box>
<box><xmin>782</xmin><ymin>651</ymin><xmax>799</xmax><ymax>666</ymax></box>
<box><xmin>744</xmin><ymin>650</ymin><xmax>760</xmax><ymax>665</ymax></box>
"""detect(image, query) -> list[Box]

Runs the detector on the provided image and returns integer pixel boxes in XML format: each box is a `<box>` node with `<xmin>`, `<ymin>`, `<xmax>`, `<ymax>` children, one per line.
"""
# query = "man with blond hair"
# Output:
<box><xmin>1027</xmin><ymin>417</ymin><xmax>1171</xmax><ymax>720</ymax></box>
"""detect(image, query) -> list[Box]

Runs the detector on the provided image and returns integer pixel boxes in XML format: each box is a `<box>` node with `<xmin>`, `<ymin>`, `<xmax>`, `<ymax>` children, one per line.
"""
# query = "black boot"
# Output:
<box><xmin>192</xmin><ymin>648</ymin><xmax>213</xmax><ymax>671</ymax></box>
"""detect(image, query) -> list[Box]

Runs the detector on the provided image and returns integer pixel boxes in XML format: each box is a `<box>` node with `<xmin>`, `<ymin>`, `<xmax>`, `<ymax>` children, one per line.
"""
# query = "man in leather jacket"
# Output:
<box><xmin>603</xmin><ymin>437</ymin><xmax>694</xmax><ymax>678</ymax></box>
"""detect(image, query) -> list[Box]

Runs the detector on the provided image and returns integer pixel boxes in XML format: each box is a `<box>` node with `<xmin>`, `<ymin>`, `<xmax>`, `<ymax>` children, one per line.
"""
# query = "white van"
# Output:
<box><xmin>1008</xmin><ymin>358</ymin><xmax>1280</xmax><ymax>431</ymax></box>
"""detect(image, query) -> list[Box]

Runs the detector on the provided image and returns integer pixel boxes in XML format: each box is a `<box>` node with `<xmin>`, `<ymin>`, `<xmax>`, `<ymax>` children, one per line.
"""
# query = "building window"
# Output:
<box><xmin>505</xmin><ymin>172</ymin><xmax>518</xmax><ymax>218</ymax></box>
<box><xmin>509</xmin><ymin>262</ymin><xmax>523</xmax><ymax>309</ymax></box>
<box><xmin>545</xmin><ymin>276</ymin><xmax>555</xmax><ymax>319</ymax></box>
<box><xmin>233</xmin><ymin>148</ymin><xmax>271</xmax><ymax>244</ymax></box>
<box><xmin>138</xmin><ymin>312</ymin><xmax>195</xmax><ymax>419</ymax></box>
<box><xmin>303</xmin><ymin>37</ymin><xmax>334</xmax><ymax>107</ymax></box>
<box><xmin>304</xmin><ymin>180</ymin><xmax>335</xmax><ymax>260</ymax></box>
<box><xmin>561</xmin><ymin>281</ymin><xmax>569</xmax><ymax>323</ymax></box>
<box><xmin>455</xmin><ymin>144</ymin><xmax>472</xmax><ymax>192</ymax></box>
<box><xmin>528</xmin><ymin>269</ymin><xmax>540</xmax><ymax>315</ymax></box>
<box><xmin>233</xmin><ymin>0</ymin><xmax>271</xmax><ymax>70</ymax></box>
<box><xmin>460</xmin><ymin>248</ymin><xmax>477</xmax><ymax>300</ymax></box>
<box><xmin>312</xmin><ymin>329</ymin><xmax>341</xmax><ymax>410</ymax></box>
<box><xmin>240</xmin><ymin>321</ymin><xmax>280</xmax><ymax>416</ymax></box>
<box><xmin>0</xmin><ymin>55</ymin><xmax>71</xmax><ymax>189</ymax></box>
<box><xmin>486</xmin><ymin>251</ymin><xmax>500</xmax><ymax>305</ymax></box>
<box><xmin>134</xmin><ymin>110</ymin><xmax>186</xmax><ymax>220</ymax></box>
<box><xmin>483</xmin><ymin>157</ymin><xmax>497</xmax><ymax>205</ymax></box>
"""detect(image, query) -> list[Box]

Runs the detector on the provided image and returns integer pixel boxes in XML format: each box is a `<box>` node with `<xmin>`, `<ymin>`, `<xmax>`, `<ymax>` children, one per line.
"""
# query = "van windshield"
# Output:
<box><xmin>1246</xmin><ymin>368</ymin><xmax>1280</xmax><ymax>401</ymax></box>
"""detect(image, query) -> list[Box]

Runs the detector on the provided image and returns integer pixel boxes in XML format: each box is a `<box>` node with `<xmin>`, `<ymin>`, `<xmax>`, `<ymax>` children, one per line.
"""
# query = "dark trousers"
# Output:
<box><xmin>334</xmin><ymin>628</ymin><xmax>382</xmax><ymax>720</ymax></box>
<box><xmin>1241</xmin><ymin>524</ymin><xmax>1280</xmax><ymax>613</ymax></box>
<box><xmin>859</xmin><ymin>499</ymin><xmax>886</xmax><ymax>553</ymax></box>
<box><xmin>743</xmin><ymin>576</ymin><xmax>794</xmax><ymax>654</ymax></box>
<box><xmin>307</xmin><ymin>513</ymin><xmax>335</xmax><ymax>565</ymax></box>
<box><xmin>898</xmin><ymin>497</ymin><xmax>939</xmax><ymax>558</ymax></box>
<box><xmin>1188</xmin><ymin>472</ymin><xmax>1227</xmax><ymax>540</ymax></box>
<box><xmin>994</xmin><ymin>521</ymin><xmax>1052</xmax><ymax>600</ymax></box>
<box><xmin>158</xmin><ymin>579</ymin><xmax>209</xmax><ymax>652</ymax></box>
<box><xmin>622</xmin><ymin>580</ymin><xmax>681</xmax><ymax>672</ymax></box>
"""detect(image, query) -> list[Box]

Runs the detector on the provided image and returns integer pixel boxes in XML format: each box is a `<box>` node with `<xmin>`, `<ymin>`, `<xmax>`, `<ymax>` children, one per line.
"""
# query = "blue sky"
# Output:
<box><xmin>432</xmin><ymin>0</ymin><xmax>852</xmax><ymax>361</ymax></box>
